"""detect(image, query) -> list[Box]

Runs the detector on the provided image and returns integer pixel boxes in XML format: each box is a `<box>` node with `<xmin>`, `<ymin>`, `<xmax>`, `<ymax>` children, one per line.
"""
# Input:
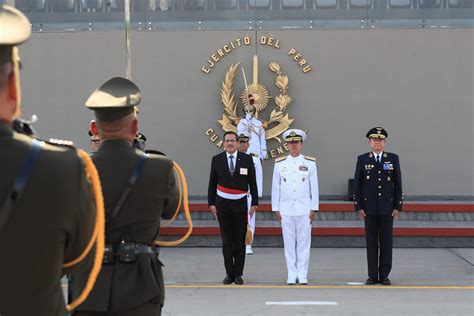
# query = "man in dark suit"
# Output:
<box><xmin>0</xmin><ymin>4</ymin><xmax>97</xmax><ymax>315</ymax></box>
<box><xmin>208</xmin><ymin>131</ymin><xmax>259</xmax><ymax>285</ymax></box>
<box><xmin>353</xmin><ymin>127</ymin><xmax>403</xmax><ymax>286</ymax></box>
<box><xmin>72</xmin><ymin>77</ymin><xmax>179</xmax><ymax>315</ymax></box>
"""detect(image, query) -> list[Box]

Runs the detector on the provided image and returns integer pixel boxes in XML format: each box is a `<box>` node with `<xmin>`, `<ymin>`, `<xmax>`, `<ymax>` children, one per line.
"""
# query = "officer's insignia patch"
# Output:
<box><xmin>299</xmin><ymin>165</ymin><xmax>308</xmax><ymax>171</ymax></box>
<box><xmin>383</xmin><ymin>153</ymin><xmax>388</xmax><ymax>158</ymax></box>
<box><xmin>369</xmin><ymin>153</ymin><xmax>373</xmax><ymax>158</ymax></box>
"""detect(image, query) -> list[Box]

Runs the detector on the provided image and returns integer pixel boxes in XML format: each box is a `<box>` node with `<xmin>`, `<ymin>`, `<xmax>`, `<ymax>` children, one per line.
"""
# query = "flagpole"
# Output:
<box><xmin>125</xmin><ymin>0</ymin><xmax>132</xmax><ymax>79</ymax></box>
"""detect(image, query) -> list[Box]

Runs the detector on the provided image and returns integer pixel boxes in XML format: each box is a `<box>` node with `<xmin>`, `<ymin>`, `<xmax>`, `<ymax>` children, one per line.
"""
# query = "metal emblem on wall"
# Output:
<box><xmin>203</xmin><ymin>35</ymin><xmax>312</xmax><ymax>158</ymax></box>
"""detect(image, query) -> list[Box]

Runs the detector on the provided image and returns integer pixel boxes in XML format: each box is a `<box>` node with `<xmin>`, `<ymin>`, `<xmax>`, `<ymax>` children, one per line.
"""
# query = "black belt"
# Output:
<box><xmin>108</xmin><ymin>243</ymin><xmax>158</xmax><ymax>254</ymax></box>
<box><xmin>103</xmin><ymin>243</ymin><xmax>159</xmax><ymax>264</ymax></box>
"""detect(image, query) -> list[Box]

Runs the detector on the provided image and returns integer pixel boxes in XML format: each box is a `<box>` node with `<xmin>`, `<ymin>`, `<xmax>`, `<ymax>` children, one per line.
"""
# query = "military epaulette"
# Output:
<box><xmin>251</xmin><ymin>153</ymin><xmax>259</xmax><ymax>158</ymax></box>
<box><xmin>304</xmin><ymin>155</ymin><xmax>316</xmax><ymax>162</ymax></box>
<box><xmin>275</xmin><ymin>156</ymin><xmax>287</xmax><ymax>163</ymax></box>
<box><xmin>47</xmin><ymin>138</ymin><xmax>75</xmax><ymax>148</ymax></box>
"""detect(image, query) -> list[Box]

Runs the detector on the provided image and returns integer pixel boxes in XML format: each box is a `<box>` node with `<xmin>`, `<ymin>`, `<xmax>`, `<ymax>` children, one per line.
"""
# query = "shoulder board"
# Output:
<box><xmin>275</xmin><ymin>156</ymin><xmax>287</xmax><ymax>163</ymax></box>
<box><xmin>304</xmin><ymin>155</ymin><xmax>316</xmax><ymax>161</ymax></box>
<box><xmin>250</xmin><ymin>153</ymin><xmax>259</xmax><ymax>158</ymax></box>
<box><xmin>46</xmin><ymin>138</ymin><xmax>75</xmax><ymax>148</ymax></box>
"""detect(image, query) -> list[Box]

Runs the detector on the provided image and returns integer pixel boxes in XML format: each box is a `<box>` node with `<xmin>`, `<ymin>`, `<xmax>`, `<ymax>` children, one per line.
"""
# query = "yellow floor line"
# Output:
<box><xmin>164</xmin><ymin>284</ymin><xmax>474</xmax><ymax>290</ymax></box>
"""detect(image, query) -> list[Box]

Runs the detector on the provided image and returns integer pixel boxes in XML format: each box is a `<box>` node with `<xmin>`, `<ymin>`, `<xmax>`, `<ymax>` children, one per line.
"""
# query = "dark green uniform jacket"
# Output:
<box><xmin>0</xmin><ymin>121</ymin><xmax>96</xmax><ymax>316</ymax></box>
<box><xmin>73</xmin><ymin>139</ymin><xmax>178</xmax><ymax>312</ymax></box>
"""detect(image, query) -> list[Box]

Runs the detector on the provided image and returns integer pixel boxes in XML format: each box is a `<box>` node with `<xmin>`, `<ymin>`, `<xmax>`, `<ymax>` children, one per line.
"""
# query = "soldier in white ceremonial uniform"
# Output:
<box><xmin>237</xmin><ymin>104</ymin><xmax>267</xmax><ymax>160</ymax></box>
<box><xmin>237</xmin><ymin>132</ymin><xmax>263</xmax><ymax>255</ymax></box>
<box><xmin>271</xmin><ymin>129</ymin><xmax>319</xmax><ymax>285</ymax></box>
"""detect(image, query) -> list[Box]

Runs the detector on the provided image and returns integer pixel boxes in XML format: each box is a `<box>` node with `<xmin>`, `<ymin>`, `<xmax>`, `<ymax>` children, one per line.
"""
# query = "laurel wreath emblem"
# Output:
<box><xmin>218</xmin><ymin>61</ymin><xmax>293</xmax><ymax>143</ymax></box>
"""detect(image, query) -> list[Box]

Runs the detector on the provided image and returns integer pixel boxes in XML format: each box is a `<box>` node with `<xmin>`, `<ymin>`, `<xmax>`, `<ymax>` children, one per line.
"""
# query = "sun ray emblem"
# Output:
<box><xmin>240</xmin><ymin>83</ymin><xmax>270</xmax><ymax>112</ymax></box>
<box><xmin>218</xmin><ymin>55</ymin><xmax>294</xmax><ymax>142</ymax></box>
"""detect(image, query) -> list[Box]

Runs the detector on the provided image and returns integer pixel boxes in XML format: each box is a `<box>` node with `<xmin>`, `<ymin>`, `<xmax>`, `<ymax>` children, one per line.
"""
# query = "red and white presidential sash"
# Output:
<box><xmin>216</xmin><ymin>185</ymin><xmax>247</xmax><ymax>200</ymax></box>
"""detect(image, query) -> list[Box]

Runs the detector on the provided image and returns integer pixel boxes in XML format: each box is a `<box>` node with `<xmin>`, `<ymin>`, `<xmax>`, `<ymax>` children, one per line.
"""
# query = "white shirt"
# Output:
<box><xmin>226</xmin><ymin>150</ymin><xmax>238</xmax><ymax>172</ymax></box>
<box><xmin>271</xmin><ymin>154</ymin><xmax>319</xmax><ymax>216</ymax></box>
<box><xmin>373</xmin><ymin>151</ymin><xmax>384</xmax><ymax>163</ymax></box>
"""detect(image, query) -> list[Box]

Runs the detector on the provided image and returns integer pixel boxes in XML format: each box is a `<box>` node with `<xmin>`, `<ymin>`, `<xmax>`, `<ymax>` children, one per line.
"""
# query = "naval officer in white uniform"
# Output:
<box><xmin>271</xmin><ymin>129</ymin><xmax>319</xmax><ymax>285</ymax></box>
<box><xmin>238</xmin><ymin>132</ymin><xmax>263</xmax><ymax>254</ymax></box>
<box><xmin>237</xmin><ymin>104</ymin><xmax>267</xmax><ymax>160</ymax></box>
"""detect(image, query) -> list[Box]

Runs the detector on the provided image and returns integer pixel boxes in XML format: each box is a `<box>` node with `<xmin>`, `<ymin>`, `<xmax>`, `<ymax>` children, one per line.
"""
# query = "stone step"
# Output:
<box><xmin>159</xmin><ymin>220</ymin><xmax>474</xmax><ymax>248</ymax></box>
<box><xmin>174</xmin><ymin>202</ymin><xmax>474</xmax><ymax>221</ymax></box>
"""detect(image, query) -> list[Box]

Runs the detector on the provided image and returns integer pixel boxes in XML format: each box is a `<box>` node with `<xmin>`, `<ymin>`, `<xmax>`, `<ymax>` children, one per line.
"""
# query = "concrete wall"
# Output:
<box><xmin>19</xmin><ymin>28</ymin><xmax>474</xmax><ymax>198</ymax></box>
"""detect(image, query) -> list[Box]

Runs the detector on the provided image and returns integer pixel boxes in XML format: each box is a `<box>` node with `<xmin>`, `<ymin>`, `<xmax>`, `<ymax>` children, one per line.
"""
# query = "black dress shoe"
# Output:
<box><xmin>234</xmin><ymin>276</ymin><xmax>244</xmax><ymax>285</ymax></box>
<box><xmin>380</xmin><ymin>278</ymin><xmax>391</xmax><ymax>286</ymax></box>
<box><xmin>365</xmin><ymin>278</ymin><xmax>378</xmax><ymax>285</ymax></box>
<box><xmin>223</xmin><ymin>275</ymin><xmax>234</xmax><ymax>285</ymax></box>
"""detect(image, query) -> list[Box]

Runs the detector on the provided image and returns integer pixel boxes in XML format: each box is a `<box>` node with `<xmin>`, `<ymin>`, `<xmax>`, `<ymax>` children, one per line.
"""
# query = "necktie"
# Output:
<box><xmin>229</xmin><ymin>155</ymin><xmax>235</xmax><ymax>176</ymax></box>
<box><xmin>376</xmin><ymin>155</ymin><xmax>380</xmax><ymax>164</ymax></box>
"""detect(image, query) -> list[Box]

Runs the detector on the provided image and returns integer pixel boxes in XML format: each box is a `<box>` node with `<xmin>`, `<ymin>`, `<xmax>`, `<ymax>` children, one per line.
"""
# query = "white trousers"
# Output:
<box><xmin>247</xmin><ymin>194</ymin><xmax>255</xmax><ymax>240</ymax></box>
<box><xmin>281</xmin><ymin>215</ymin><xmax>312</xmax><ymax>282</ymax></box>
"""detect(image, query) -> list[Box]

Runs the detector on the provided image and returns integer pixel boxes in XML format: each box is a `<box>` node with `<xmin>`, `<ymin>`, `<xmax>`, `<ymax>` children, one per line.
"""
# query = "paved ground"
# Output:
<box><xmin>159</xmin><ymin>248</ymin><xmax>474</xmax><ymax>315</ymax></box>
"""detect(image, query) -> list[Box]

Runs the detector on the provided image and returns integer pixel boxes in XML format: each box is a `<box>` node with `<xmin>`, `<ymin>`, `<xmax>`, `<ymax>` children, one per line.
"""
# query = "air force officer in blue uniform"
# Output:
<box><xmin>353</xmin><ymin>127</ymin><xmax>403</xmax><ymax>286</ymax></box>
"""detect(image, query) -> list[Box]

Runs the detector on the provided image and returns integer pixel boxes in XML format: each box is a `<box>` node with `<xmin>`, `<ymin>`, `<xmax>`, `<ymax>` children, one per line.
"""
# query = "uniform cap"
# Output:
<box><xmin>0</xmin><ymin>5</ymin><xmax>31</xmax><ymax>66</ymax></box>
<box><xmin>283</xmin><ymin>129</ymin><xmax>306</xmax><ymax>142</ymax></box>
<box><xmin>238</xmin><ymin>131</ymin><xmax>250</xmax><ymax>141</ymax></box>
<box><xmin>366</xmin><ymin>127</ymin><xmax>388</xmax><ymax>139</ymax></box>
<box><xmin>85</xmin><ymin>77</ymin><xmax>141</xmax><ymax>122</ymax></box>
<box><xmin>0</xmin><ymin>5</ymin><xmax>31</xmax><ymax>46</ymax></box>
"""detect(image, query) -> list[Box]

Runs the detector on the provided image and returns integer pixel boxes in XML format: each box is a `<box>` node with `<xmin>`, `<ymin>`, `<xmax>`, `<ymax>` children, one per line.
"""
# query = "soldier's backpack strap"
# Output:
<box><xmin>110</xmin><ymin>153</ymin><xmax>149</xmax><ymax>220</ymax></box>
<box><xmin>0</xmin><ymin>139</ymin><xmax>44</xmax><ymax>231</ymax></box>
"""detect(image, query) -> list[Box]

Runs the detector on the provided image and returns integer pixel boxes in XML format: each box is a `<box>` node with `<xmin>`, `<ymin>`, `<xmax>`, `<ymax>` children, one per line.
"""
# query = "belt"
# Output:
<box><xmin>103</xmin><ymin>243</ymin><xmax>159</xmax><ymax>264</ymax></box>
<box><xmin>106</xmin><ymin>243</ymin><xmax>159</xmax><ymax>254</ymax></box>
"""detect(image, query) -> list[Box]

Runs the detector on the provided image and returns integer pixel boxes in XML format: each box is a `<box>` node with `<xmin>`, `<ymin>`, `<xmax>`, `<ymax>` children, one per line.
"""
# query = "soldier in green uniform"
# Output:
<box><xmin>0</xmin><ymin>4</ymin><xmax>97</xmax><ymax>316</ymax></box>
<box><xmin>72</xmin><ymin>77</ymin><xmax>179</xmax><ymax>316</ymax></box>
